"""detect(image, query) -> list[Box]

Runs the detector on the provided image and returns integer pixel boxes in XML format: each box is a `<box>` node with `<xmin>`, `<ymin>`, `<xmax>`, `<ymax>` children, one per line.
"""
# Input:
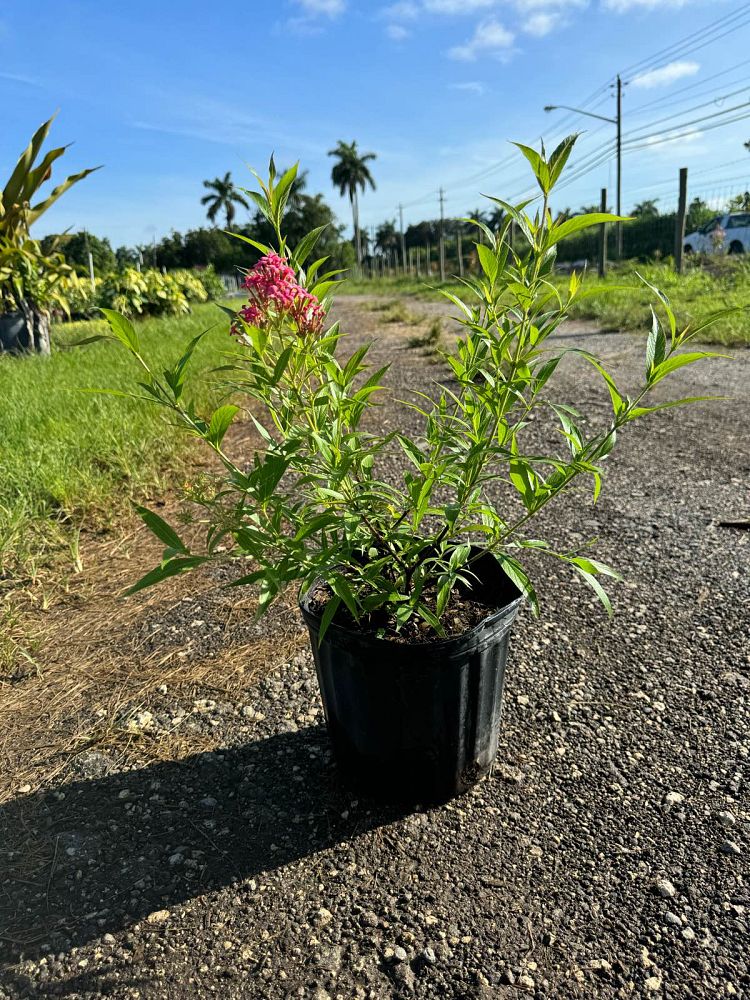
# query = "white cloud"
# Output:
<box><xmin>0</xmin><ymin>71</ymin><xmax>42</xmax><ymax>87</ymax></box>
<box><xmin>294</xmin><ymin>0</ymin><xmax>346</xmax><ymax>14</ymax></box>
<box><xmin>449</xmin><ymin>80</ymin><xmax>487</xmax><ymax>94</ymax></box>
<box><xmin>516</xmin><ymin>0</ymin><xmax>587</xmax><ymax>6</ymax></box>
<box><xmin>383</xmin><ymin>1</ymin><xmax>420</xmax><ymax>17</ymax></box>
<box><xmin>632</xmin><ymin>60</ymin><xmax>700</xmax><ymax>89</ymax></box>
<box><xmin>603</xmin><ymin>0</ymin><xmax>692</xmax><ymax>11</ymax></box>
<box><xmin>522</xmin><ymin>11</ymin><xmax>559</xmax><ymax>34</ymax></box>
<box><xmin>644</xmin><ymin>127</ymin><xmax>703</xmax><ymax>150</ymax></box>
<box><xmin>386</xmin><ymin>22</ymin><xmax>411</xmax><ymax>38</ymax></box>
<box><xmin>449</xmin><ymin>18</ymin><xmax>515</xmax><ymax>60</ymax></box>
<box><xmin>424</xmin><ymin>0</ymin><xmax>496</xmax><ymax>11</ymax></box>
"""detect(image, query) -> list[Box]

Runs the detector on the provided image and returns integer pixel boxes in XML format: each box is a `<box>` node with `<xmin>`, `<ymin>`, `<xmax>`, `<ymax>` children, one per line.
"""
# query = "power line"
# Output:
<box><xmin>385</xmin><ymin>5</ymin><xmax>750</xmax><ymax>227</ymax></box>
<box><xmin>621</xmin><ymin>97</ymin><xmax>750</xmax><ymax>144</ymax></box>
<box><xmin>625</xmin><ymin>108</ymin><xmax>750</xmax><ymax>152</ymax></box>
<box><xmin>619</xmin><ymin>2</ymin><xmax>750</xmax><ymax>78</ymax></box>
<box><xmin>627</xmin><ymin>59</ymin><xmax>750</xmax><ymax>115</ymax></box>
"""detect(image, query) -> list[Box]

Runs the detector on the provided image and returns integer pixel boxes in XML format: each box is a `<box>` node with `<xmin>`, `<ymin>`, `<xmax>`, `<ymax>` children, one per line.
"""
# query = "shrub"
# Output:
<box><xmin>98</xmin><ymin>145</ymin><xmax>724</xmax><ymax>637</ymax></box>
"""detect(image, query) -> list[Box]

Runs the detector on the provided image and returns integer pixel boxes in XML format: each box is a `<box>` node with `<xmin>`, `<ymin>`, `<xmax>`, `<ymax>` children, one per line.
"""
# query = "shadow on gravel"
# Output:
<box><xmin>1</xmin><ymin>726</ymin><xmax>403</xmax><ymax>970</ymax></box>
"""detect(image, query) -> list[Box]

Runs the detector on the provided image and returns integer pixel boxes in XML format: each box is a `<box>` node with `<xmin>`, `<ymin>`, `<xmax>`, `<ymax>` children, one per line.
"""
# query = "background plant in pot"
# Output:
<box><xmin>97</xmin><ymin>138</ymin><xmax>724</xmax><ymax>802</ymax></box>
<box><xmin>0</xmin><ymin>115</ymin><xmax>99</xmax><ymax>355</ymax></box>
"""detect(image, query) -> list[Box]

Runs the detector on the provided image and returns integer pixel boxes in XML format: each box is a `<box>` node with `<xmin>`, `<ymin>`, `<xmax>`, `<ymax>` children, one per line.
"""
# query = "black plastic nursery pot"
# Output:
<box><xmin>0</xmin><ymin>311</ymin><xmax>27</xmax><ymax>353</ymax></box>
<box><xmin>299</xmin><ymin>549</ymin><xmax>523</xmax><ymax>804</ymax></box>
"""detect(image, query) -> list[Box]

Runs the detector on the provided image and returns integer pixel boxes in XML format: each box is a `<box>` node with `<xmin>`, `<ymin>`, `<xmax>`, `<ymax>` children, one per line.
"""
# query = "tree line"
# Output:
<box><xmin>46</xmin><ymin>133</ymin><xmax>750</xmax><ymax>277</ymax></box>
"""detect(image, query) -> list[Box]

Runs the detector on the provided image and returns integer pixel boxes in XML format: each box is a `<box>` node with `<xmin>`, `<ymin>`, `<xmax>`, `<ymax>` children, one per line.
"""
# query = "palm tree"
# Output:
<box><xmin>632</xmin><ymin>199</ymin><xmax>659</xmax><ymax>218</ymax></box>
<box><xmin>279</xmin><ymin>166</ymin><xmax>309</xmax><ymax>208</ymax></box>
<box><xmin>201</xmin><ymin>172</ymin><xmax>250</xmax><ymax>230</ymax></box>
<box><xmin>328</xmin><ymin>141</ymin><xmax>377</xmax><ymax>265</ymax></box>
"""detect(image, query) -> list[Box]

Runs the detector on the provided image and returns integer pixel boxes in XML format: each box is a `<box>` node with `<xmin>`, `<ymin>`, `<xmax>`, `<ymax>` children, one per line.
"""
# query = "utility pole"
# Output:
<box><xmin>438</xmin><ymin>188</ymin><xmax>446</xmax><ymax>283</ymax></box>
<box><xmin>616</xmin><ymin>74</ymin><xmax>623</xmax><ymax>261</ymax></box>
<box><xmin>598</xmin><ymin>187</ymin><xmax>608</xmax><ymax>278</ymax></box>
<box><xmin>545</xmin><ymin>78</ymin><xmax>624</xmax><ymax>259</ymax></box>
<box><xmin>398</xmin><ymin>203</ymin><xmax>406</xmax><ymax>275</ymax></box>
<box><xmin>674</xmin><ymin>167</ymin><xmax>688</xmax><ymax>275</ymax></box>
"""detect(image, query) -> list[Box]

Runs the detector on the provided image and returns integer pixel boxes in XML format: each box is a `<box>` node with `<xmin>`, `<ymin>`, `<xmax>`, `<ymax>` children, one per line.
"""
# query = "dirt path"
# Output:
<box><xmin>1</xmin><ymin>299</ymin><xmax>748</xmax><ymax>999</ymax></box>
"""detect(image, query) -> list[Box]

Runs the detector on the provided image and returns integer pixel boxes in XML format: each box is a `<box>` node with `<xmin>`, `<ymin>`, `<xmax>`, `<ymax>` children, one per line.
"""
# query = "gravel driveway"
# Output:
<box><xmin>1</xmin><ymin>298</ymin><xmax>748</xmax><ymax>999</ymax></box>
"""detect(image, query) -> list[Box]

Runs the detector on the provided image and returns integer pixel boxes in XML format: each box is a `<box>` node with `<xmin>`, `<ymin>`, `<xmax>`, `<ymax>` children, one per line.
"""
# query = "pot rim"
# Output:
<box><xmin>298</xmin><ymin>570</ymin><xmax>523</xmax><ymax>654</ymax></box>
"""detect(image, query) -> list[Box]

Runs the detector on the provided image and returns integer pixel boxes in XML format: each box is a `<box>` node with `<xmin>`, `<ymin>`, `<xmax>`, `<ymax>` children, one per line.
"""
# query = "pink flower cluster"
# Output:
<box><xmin>232</xmin><ymin>253</ymin><xmax>325</xmax><ymax>337</ymax></box>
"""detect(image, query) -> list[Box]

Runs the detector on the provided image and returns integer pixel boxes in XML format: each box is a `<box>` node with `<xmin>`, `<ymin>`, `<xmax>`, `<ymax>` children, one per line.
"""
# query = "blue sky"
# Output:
<box><xmin>2</xmin><ymin>0</ymin><xmax>749</xmax><ymax>247</ymax></box>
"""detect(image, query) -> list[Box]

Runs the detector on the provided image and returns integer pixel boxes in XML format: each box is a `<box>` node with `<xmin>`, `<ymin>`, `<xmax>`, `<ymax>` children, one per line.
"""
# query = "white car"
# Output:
<box><xmin>683</xmin><ymin>212</ymin><xmax>750</xmax><ymax>255</ymax></box>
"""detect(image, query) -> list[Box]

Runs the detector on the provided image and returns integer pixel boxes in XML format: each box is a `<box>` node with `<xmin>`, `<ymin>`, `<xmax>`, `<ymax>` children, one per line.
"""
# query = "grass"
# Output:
<box><xmin>339</xmin><ymin>260</ymin><xmax>750</xmax><ymax>346</ymax></box>
<box><xmin>0</xmin><ymin>302</ymin><xmax>230</xmax><ymax>593</ymax></box>
<box><xmin>557</xmin><ymin>260</ymin><xmax>750</xmax><ymax>347</ymax></box>
<box><xmin>370</xmin><ymin>299</ymin><xmax>424</xmax><ymax>325</ymax></box>
<box><xmin>408</xmin><ymin>317</ymin><xmax>444</xmax><ymax>355</ymax></box>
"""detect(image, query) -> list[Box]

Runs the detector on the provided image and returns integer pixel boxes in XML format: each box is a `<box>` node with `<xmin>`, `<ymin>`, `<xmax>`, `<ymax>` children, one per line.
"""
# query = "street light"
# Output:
<box><xmin>544</xmin><ymin>75</ymin><xmax>623</xmax><ymax>259</ymax></box>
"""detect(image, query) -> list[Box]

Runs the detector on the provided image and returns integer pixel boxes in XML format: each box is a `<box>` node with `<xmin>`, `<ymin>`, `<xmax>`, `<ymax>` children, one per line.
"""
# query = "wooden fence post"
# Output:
<box><xmin>674</xmin><ymin>167</ymin><xmax>688</xmax><ymax>275</ymax></box>
<box><xmin>598</xmin><ymin>187</ymin><xmax>608</xmax><ymax>278</ymax></box>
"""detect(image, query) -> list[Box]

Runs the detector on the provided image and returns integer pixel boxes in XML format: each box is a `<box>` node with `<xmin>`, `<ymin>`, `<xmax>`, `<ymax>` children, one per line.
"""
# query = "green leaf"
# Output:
<box><xmin>135</xmin><ymin>505</ymin><xmax>189</xmax><ymax>554</ymax></box>
<box><xmin>645</xmin><ymin>310</ymin><xmax>666</xmax><ymax>376</ymax></box>
<box><xmin>650</xmin><ymin>351</ymin><xmax>727</xmax><ymax>383</ymax></box>
<box><xmin>495</xmin><ymin>553</ymin><xmax>539</xmax><ymax>615</ymax></box>
<box><xmin>318</xmin><ymin>594</ymin><xmax>342</xmax><ymax>643</ymax></box>
<box><xmin>627</xmin><ymin>396</ymin><xmax>723</xmax><ymax>420</ymax></box>
<box><xmin>100</xmin><ymin>308</ymin><xmax>140</xmax><ymax>354</ymax></box>
<box><xmin>571</xmin><ymin>563</ymin><xmax>614</xmax><ymax>617</ymax></box>
<box><xmin>330</xmin><ymin>574</ymin><xmax>358</xmax><ymax>620</ymax></box>
<box><xmin>549</xmin><ymin>213</ymin><xmax>628</xmax><ymax>247</ymax></box>
<box><xmin>583</xmin><ymin>354</ymin><xmax>625</xmax><ymax>417</ymax></box>
<box><xmin>271</xmin><ymin>345</ymin><xmax>294</xmax><ymax>385</ymax></box>
<box><xmin>207</xmin><ymin>404</ymin><xmax>240</xmax><ymax>447</ymax></box>
<box><xmin>416</xmin><ymin>602</ymin><xmax>446</xmax><ymax>638</ymax></box>
<box><xmin>293</xmin><ymin>225</ymin><xmax>328</xmax><ymax>268</ymax></box>
<box><xmin>476</xmin><ymin>243</ymin><xmax>499</xmax><ymax>286</ymax></box>
<box><xmin>226</xmin><ymin>231</ymin><xmax>273</xmax><ymax>255</ymax></box>
<box><xmin>547</xmin><ymin>134</ymin><xmax>579</xmax><ymax>188</ymax></box>
<box><xmin>509</xmin><ymin>459</ymin><xmax>538</xmax><ymax>511</ymax></box>
<box><xmin>635</xmin><ymin>272</ymin><xmax>677</xmax><ymax>344</ymax></box>
<box><xmin>513</xmin><ymin>142</ymin><xmax>550</xmax><ymax>194</ymax></box>
<box><xmin>124</xmin><ymin>556</ymin><xmax>206</xmax><ymax>596</ymax></box>
<box><xmin>62</xmin><ymin>334</ymin><xmax>110</xmax><ymax>349</ymax></box>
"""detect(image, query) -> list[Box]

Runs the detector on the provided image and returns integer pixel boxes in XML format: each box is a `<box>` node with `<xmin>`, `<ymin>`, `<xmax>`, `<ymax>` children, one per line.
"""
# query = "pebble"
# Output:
<box><xmin>664</xmin><ymin>791</ymin><xmax>684</xmax><ymax>806</ymax></box>
<box><xmin>422</xmin><ymin>947</ymin><xmax>437</xmax><ymax>965</ymax></box>
<box><xmin>393</xmin><ymin>946</ymin><xmax>408</xmax><ymax>963</ymax></box>
<box><xmin>644</xmin><ymin>975</ymin><xmax>662</xmax><ymax>992</ymax></box>
<box><xmin>682</xmin><ymin>927</ymin><xmax>696</xmax><ymax>941</ymax></box>
<box><xmin>146</xmin><ymin>910</ymin><xmax>170</xmax><ymax>924</ymax></box>
<box><xmin>125</xmin><ymin>710</ymin><xmax>154</xmax><ymax>733</ymax></box>
<box><xmin>665</xmin><ymin>911</ymin><xmax>682</xmax><ymax>927</ymax></box>
<box><xmin>720</xmin><ymin>840</ymin><xmax>741</xmax><ymax>857</ymax></box>
<box><xmin>718</xmin><ymin>811</ymin><xmax>736</xmax><ymax>829</ymax></box>
<box><xmin>654</xmin><ymin>879</ymin><xmax>677</xmax><ymax>899</ymax></box>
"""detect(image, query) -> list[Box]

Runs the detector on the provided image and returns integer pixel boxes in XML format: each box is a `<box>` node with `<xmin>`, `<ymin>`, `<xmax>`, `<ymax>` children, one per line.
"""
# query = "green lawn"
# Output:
<box><xmin>0</xmin><ymin>303</ymin><xmax>230</xmax><ymax>588</ymax></box>
<box><xmin>339</xmin><ymin>261</ymin><xmax>750</xmax><ymax>346</ymax></box>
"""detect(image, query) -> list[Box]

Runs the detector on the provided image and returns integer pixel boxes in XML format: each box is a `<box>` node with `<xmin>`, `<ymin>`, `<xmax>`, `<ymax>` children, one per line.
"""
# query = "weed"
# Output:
<box><xmin>408</xmin><ymin>317</ymin><xmax>444</xmax><ymax>354</ymax></box>
<box><xmin>377</xmin><ymin>301</ymin><xmax>423</xmax><ymax>325</ymax></box>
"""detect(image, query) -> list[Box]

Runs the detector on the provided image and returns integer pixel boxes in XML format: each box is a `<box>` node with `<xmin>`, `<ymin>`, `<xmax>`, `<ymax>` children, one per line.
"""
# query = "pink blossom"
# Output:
<box><xmin>231</xmin><ymin>253</ymin><xmax>325</xmax><ymax>337</ymax></box>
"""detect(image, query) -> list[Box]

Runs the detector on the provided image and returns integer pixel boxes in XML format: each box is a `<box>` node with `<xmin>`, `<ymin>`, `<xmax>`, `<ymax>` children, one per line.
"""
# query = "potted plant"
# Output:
<box><xmin>98</xmin><ymin>139</ymin><xmax>723</xmax><ymax>802</ymax></box>
<box><xmin>0</xmin><ymin>115</ymin><xmax>99</xmax><ymax>354</ymax></box>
